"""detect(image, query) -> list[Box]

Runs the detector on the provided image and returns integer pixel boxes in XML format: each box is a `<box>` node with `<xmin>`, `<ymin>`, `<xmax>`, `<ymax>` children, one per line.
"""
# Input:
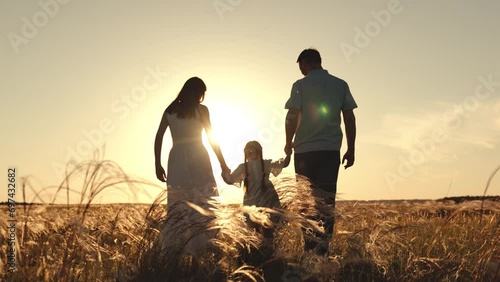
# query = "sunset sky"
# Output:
<box><xmin>1</xmin><ymin>0</ymin><xmax>499</xmax><ymax>204</ymax></box>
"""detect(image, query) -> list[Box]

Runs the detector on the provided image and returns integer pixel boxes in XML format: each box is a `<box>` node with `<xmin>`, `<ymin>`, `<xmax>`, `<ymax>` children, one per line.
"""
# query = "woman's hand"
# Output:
<box><xmin>221</xmin><ymin>165</ymin><xmax>231</xmax><ymax>184</ymax></box>
<box><xmin>156</xmin><ymin>164</ymin><xmax>166</xmax><ymax>182</ymax></box>
<box><xmin>221</xmin><ymin>171</ymin><xmax>232</xmax><ymax>184</ymax></box>
<box><xmin>221</xmin><ymin>164</ymin><xmax>231</xmax><ymax>175</ymax></box>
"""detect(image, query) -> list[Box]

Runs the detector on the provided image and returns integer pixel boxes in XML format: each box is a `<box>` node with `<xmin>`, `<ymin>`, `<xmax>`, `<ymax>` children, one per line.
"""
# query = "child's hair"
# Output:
<box><xmin>243</xmin><ymin>141</ymin><xmax>266</xmax><ymax>192</ymax></box>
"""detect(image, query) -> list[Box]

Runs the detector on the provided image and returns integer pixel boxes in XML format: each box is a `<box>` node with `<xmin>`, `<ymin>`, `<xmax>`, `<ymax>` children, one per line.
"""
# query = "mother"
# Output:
<box><xmin>154</xmin><ymin>76</ymin><xmax>230</xmax><ymax>209</ymax></box>
<box><xmin>153</xmin><ymin>77</ymin><xmax>230</xmax><ymax>258</ymax></box>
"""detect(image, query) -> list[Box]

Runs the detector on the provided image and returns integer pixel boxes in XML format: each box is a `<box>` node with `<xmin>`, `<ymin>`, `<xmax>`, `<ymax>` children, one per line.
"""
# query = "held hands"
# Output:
<box><xmin>221</xmin><ymin>172</ymin><xmax>231</xmax><ymax>184</ymax></box>
<box><xmin>282</xmin><ymin>154</ymin><xmax>291</xmax><ymax>168</ymax></box>
<box><xmin>155</xmin><ymin>164</ymin><xmax>166</xmax><ymax>182</ymax></box>
<box><xmin>284</xmin><ymin>142</ymin><xmax>294</xmax><ymax>156</ymax></box>
<box><xmin>342</xmin><ymin>149</ymin><xmax>355</xmax><ymax>169</ymax></box>
<box><xmin>221</xmin><ymin>164</ymin><xmax>231</xmax><ymax>174</ymax></box>
<box><xmin>220</xmin><ymin>164</ymin><xmax>231</xmax><ymax>184</ymax></box>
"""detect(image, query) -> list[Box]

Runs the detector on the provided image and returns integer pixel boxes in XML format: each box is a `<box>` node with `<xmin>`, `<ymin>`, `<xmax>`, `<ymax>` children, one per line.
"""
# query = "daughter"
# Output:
<box><xmin>223</xmin><ymin>141</ymin><xmax>290</xmax><ymax>266</ymax></box>
<box><xmin>222</xmin><ymin>140</ymin><xmax>290</xmax><ymax>210</ymax></box>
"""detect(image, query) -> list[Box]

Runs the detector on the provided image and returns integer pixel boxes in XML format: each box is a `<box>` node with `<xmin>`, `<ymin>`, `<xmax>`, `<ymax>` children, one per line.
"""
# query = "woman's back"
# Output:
<box><xmin>166</xmin><ymin>106</ymin><xmax>204</xmax><ymax>145</ymax></box>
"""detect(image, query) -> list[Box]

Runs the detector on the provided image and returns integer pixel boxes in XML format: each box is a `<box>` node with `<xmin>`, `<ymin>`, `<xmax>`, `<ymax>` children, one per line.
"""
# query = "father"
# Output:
<box><xmin>284</xmin><ymin>48</ymin><xmax>358</xmax><ymax>254</ymax></box>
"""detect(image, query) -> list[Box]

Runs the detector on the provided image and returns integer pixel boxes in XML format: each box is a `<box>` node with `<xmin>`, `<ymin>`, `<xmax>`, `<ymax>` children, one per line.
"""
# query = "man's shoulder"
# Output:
<box><xmin>292</xmin><ymin>77</ymin><xmax>305</xmax><ymax>86</ymax></box>
<box><xmin>300</xmin><ymin>71</ymin><xmax>348</xmax><ymax>85</ymax></box>
<box><xmin>325</xmin><ymin>72</ymin><xmax>348</xmax><ymax>85</ymax></box>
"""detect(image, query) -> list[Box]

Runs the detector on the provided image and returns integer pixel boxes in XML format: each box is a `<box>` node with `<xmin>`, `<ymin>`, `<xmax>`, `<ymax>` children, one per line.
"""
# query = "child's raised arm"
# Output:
<box><xmin>269</xmin><ymin>154</ymin><xmax>291</xmax><ymax>177</ymax></box>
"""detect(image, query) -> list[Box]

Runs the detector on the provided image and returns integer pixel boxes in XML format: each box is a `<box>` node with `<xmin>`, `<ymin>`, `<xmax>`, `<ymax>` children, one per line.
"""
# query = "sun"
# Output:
<box><xmin>202</xmin><ymin>102</ymin><xmax>255</xmax><ymax>163</ymax></box>
<box><xmin>201</xmin><ymin>102</ymin><xmax>257</xmax><ymax>204</ymax></box>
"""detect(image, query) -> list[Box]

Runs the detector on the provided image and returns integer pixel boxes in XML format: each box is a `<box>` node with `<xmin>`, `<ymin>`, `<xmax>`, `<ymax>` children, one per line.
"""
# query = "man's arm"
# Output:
<box><xmin>285</xmin><ymin>108</ymin><xmax>299</xmax><ymax>155</ymax></box>
<box><xmin>342</xmin><ymin>109</ymin><xmax>356</xmax><ymax>168</ymax></box>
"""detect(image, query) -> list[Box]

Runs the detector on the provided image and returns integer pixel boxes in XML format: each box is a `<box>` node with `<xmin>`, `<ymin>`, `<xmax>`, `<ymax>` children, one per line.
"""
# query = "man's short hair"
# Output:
<box><xmin>297</xmin><ymin>49</ymin><xmax>322</xmax><ymax>64</ymax></box>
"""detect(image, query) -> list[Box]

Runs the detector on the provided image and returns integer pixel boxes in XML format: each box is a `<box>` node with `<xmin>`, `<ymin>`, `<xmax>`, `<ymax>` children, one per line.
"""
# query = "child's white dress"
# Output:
<box><xmin>224</xmin><ymin>159</ymin><xmax>286</xmax><ymax>209</ymax></box>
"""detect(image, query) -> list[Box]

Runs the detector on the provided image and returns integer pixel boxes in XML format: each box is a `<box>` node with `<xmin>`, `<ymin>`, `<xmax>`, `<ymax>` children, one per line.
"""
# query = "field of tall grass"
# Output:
<box><xmin>1</xmin><ymin>158</ymin><xmax>499</xmax><ymax>281</ymax></box>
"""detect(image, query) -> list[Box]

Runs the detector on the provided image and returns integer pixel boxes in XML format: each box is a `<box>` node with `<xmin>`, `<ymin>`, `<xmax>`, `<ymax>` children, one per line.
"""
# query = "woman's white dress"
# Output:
<box><xmin>165</xmin><ymin>109</ymin><xmax>218</xmax><ymax>209</ymax></box>
<box><xmin>158</xmin><ymin>108</ymin><xmax>218</xmax><ymax>256</ymax></box>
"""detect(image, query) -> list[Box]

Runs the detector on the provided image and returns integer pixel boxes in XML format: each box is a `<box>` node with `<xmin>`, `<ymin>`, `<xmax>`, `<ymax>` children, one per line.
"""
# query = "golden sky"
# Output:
<box><xmin>1</xmin><ymin>0</ymin><xmax>500</xmax><ymax>203</ymax></box>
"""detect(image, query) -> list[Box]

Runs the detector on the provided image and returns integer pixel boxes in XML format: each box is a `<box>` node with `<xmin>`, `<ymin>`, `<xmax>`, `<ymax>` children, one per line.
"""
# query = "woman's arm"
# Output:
<box><xmin>199</xmin><ymin>105</ymin><xmax>230</xmax><ymax>174</ymax></box>
<box><xmin>154</xmin><ymin>109</ymin><xmax>169</xmax><ymax>182</ymax></box>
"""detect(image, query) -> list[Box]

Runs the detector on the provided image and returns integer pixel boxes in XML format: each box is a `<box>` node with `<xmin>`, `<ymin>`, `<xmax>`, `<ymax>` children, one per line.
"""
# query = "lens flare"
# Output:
<box><xmin>318</xmin><ymin>104</ymin><xmax>329</xmax><ymax>116</ymax></box>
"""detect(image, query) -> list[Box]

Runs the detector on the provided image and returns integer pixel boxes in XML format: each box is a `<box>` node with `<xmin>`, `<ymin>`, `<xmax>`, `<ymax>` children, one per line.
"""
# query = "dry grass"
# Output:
<box><xmin>0</xmin><ymin>157</ymin><xmax>499</xmax><ymax>281</ymax></box>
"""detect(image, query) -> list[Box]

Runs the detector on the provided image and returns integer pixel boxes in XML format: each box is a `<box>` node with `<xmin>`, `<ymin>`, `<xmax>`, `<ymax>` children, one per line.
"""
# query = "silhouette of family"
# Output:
<box><xmin>154</xmin><ymin>48</ymin><xmax>358</xmax><ymax>257</ymax></box>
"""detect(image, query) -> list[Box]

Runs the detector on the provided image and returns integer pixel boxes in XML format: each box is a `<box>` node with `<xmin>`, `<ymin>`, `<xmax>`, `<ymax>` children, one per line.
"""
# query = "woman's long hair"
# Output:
<box><xmin>166</xmin><ymin>77</ymin><xmax>206</xmax><ymax>119</ymax></box>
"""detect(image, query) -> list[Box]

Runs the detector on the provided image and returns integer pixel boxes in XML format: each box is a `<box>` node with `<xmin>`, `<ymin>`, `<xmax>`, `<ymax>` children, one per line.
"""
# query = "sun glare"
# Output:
<box><xmin>201</xmin><ymin>101</ymin><xmax>260</xmax><ymax>204</ymax></box>
<box><xmin>204</xmin><ymin>103</ymin><xmax>254</xmax><ymax>161</ymax></box>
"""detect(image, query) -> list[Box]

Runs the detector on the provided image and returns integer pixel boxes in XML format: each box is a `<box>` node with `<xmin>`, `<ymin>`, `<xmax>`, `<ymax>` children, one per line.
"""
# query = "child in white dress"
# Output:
<box><xmin>222</xmin><ymin>141</ymin><xmax>291</xmax><ymax>267</ymax></box>
<box><xmin>223</xmin><ymin>141</ymin><xmax>290</xmax><ymax>237</ymax></box>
